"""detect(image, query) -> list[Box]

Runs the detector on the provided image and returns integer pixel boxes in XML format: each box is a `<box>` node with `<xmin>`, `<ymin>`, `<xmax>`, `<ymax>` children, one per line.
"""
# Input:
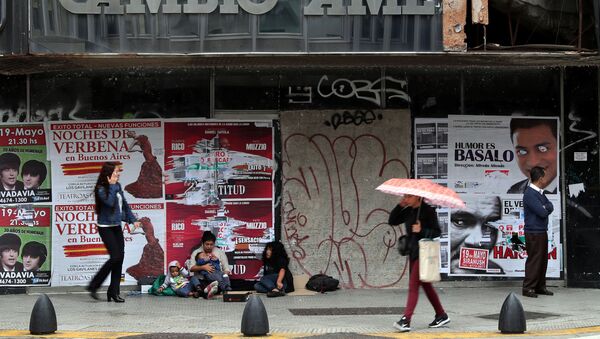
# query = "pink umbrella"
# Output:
<box><xmin>376</xmin><ymin>178</ymin><xmax>466</xmax><ymax>209</ymax></box>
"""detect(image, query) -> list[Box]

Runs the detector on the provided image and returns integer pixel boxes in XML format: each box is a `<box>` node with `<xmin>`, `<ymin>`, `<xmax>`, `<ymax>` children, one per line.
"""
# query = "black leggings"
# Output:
<box><xmin>88</xmin><ymin>226</ymin><xmax>125</xmax><ymax>295</ymax></box>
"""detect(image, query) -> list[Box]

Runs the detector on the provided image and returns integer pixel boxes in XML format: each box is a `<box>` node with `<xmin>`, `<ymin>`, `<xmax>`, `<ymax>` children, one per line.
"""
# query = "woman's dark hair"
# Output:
<box><xmin>202</xmin><ymin>230</ymin><xmax>216</xmax><ymax>243</ymax></box>
<box><xmin>94</xmin><ymin>162</ymin><xmax>119</xmax><ymax>215</ymax></box>
<box><xmin>262</xmin><ymin>241</ymin><xmax>289</xmax><ymax>267</ymax></box>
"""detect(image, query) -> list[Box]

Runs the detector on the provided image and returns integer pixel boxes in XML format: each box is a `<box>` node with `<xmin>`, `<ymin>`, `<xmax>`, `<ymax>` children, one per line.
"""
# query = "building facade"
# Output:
<box><xmin>1</xmin><ymin>0</ymin><xmax>599</xmax><ymax>289</ymax></box>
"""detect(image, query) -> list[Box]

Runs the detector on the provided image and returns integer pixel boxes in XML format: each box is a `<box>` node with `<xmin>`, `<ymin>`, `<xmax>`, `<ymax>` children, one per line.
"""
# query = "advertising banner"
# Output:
<box><xmin>51</xmin><ymin>203</ymin><xmax>166</xmax><ymax>286</ymax></box>
<box><xmin>166</xmin><ymin>200</ymin><xmax>272</xmax><ymax>281</ymax></box>
<box><xmin>448</xmin><ymin>194</ymin><xmax>561</xmax><ymax>277</ymax></box>
<box><xmin>48</xmin><ymin>120</ymin><xmax>164</xmax><ymax>205</ymax></box>
<box><xmin>414</xmin><ymin>118</ymin><xmax>449</xmax><ymax>273</ymax></box>
<box><xmin>164</xmin><ymin>120</ymin><xmax>274</xmax><ymax>281</ymax></box>
<box><xmin>0</xmin><ymin>124</ymin><xmax>51</xmax><ymax>204</ymax></box>
<box><xmin>417</xmin><ymin>116</ymin><xmax>562</xmax><ymax>277</ymax></box>
<box><xmin>0</xmin><ymin>205</ymin><xmax>52</xmax><ymax>286</ymax></box>
<box><xmin>448</xmin><ymin>116</ymin><xmax>559</xmax><ymax>197</ymax></box>
<box><xmin>164</xmin><ymin>121</ymin><xmax>273</xmax><ymax>205</ymax></box>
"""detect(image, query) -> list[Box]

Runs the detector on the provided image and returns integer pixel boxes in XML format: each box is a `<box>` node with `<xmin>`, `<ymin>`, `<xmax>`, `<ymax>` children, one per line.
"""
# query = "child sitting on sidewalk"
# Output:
<box><xmin>157</xmin><ymin>261</ymin><xmax>218</xmax><ymax>298</ymax></box>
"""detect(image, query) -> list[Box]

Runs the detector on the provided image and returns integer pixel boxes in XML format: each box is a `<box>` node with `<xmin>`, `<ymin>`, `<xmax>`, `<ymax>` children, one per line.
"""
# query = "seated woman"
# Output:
<box><xmin>254</xmin><ymin>241</ymin><xmax>294</xmax><ymax>297</ymax></box>
<box><xmin>187</xmin><ymin>231</ymin><xmax>232</xmax><ymax>292</ymax></box>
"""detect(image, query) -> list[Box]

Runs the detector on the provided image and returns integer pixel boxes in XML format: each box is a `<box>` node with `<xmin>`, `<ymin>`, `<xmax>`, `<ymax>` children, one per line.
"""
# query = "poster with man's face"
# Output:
<box><xmin>448</xmin><ymin>116</ymin><xmax>559</xmax><ymax>197</ymax></box>
<box><xmin>448</xmin><ymin>194</ymin><xmax>561</xmax><ymax>277</ymax></box>
<box><xmin>0</xmin><ymin>125</ymin><xmax>51</xmax><ymax>204</ymax></box>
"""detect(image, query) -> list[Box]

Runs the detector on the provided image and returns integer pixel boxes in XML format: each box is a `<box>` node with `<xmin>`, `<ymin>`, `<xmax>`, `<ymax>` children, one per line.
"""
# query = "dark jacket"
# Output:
<box><xmin>388</xmin><ymin>202</ymin><xmax>441</xmax><ymax>261</ymax></box>
<box><xmin>0</xmin><ymin>181</ymin><xmax>24</xmax><ymax>191</ymax></box>
<box><xmin>264</xmin><ymin>257</ymin><xmax>295</xmax><ymax>293</ymax></box>
<box><xmin>96</xmin><ymin>183</ymin><xmax>137</xmax><ymax>225</ymax></box>
<box><xmin>523</xmin><ymin>186</ymin><xmax>553</xmax><ymax>233</ymax></box>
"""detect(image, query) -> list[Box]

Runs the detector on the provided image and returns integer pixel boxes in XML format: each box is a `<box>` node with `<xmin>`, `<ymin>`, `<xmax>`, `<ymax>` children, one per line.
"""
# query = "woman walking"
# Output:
<box><xmin>388</xmin><ymin>194</ymin><xmax>449</xmax><ymax>332</ymax></box>
<box><xmin>87</xmin><ymin>162</ymin><xmax>140</xmax><ymax>302</ymax></box>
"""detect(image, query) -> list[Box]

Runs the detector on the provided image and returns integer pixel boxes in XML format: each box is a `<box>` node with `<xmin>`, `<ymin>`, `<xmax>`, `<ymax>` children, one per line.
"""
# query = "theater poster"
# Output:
<box><xmin>448</xmin><ymin>115</ymin><xmax>560</xmax><ymax>197</ymax></box>
<box><xmin>51</xmin><ymin>203</ymin><xmax>165</xmax><ymax>286</ymax></box>
<box><xmin>164</xmin><ymin>120</ymin><xmax>274</xmax><ymax>281</ymax></box>
<box><xmin>446</xmin><ymin>115</ymin><xmax>562</xmax><ymax>277</ymax></box>
<box><xmin>448</xmin><ymin>194</ymin><xmax>561</xmax><ymax>277</ymax></box>
<box><xmin>0</xmin><ymin>124</ymin><xmax>51</xmax><ymax>204</ymax></box>
<box><xmin>0</xmin><ymin>205</ymin><xmax>52</xmax><ymax>286</ymax></box>
<box><xmin>47</xmin><ymin>120</ymin><xmax>164</xmax><ymax>205</ymax></box>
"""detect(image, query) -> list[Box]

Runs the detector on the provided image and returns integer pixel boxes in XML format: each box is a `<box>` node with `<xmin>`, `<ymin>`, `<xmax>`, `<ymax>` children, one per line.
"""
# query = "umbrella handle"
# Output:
<box><xmin>415</xmin><ymin>197</ymin><xmax>423</xmax><ymax>221</ymax></box>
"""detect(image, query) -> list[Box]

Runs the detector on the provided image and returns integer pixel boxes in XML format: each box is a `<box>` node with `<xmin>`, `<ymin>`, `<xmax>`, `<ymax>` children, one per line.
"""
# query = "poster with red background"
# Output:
<box><xmin>166</xmin><ymin>195</ymin><xmax>273</xmax><ymax>280</ymax></box>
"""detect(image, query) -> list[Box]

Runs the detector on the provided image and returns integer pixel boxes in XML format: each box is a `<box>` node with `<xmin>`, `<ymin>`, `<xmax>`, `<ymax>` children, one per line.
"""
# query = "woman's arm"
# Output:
<box><xmin>276</xmin><ymin>268</ymin><xmax>285</xmax><ymax>289</ymax></box>
<box><xmin>388</xmin><ymin>204</ymin><xmax>412</xmax><ymax>226</ymax></box>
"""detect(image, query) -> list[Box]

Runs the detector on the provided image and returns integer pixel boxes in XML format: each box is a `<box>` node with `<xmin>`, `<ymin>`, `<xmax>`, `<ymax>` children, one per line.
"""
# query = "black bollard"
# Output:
<box><xmin>241</xmin><ymin>294</ymin><xmax>269</xmax><ymax>336</ymax></box>
<box><xmin>29</xmin><ymin>294</ymin><xmax>57</xmax><ymax>335</ymax></box>
<box><xmin>498</xmin><ymin>292</ymin><xmax>526</xmax><ymax>334</ymax></box>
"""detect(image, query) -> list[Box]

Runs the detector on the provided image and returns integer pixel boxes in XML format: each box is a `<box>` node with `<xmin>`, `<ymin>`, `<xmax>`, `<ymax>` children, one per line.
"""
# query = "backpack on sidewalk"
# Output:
<box><xmin>305</xmin><ymin>274</ymin><xmax>339</xmax><ymax>293</ymax></box>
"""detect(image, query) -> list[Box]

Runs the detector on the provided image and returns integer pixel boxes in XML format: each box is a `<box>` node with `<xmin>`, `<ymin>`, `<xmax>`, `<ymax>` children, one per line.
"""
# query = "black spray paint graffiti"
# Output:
<box><xmin>0</xmin><ymin>101</ymin><xmax>165</xmax><ymax>122</ymax></box>
<box><xmin>324</xmin><ymin>110</ymin><xmax>383</xmax><ymax>130</ymax></box>
<box><xmin>317</xmin><ymin>75</ymin><xmax>410</xmax><ymax>106</ymax></box>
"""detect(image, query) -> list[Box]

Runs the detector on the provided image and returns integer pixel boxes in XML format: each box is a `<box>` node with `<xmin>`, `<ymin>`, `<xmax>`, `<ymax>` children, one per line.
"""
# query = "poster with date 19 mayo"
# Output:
<box><xmin>0</xmin><ymin>205</ymin><xmax>52</xmax><ymax>286</ymax></box>
<box><xmin>0</xmin><ymin>124</ymin><xmax>51</xmax><ymax>204</ymax></box>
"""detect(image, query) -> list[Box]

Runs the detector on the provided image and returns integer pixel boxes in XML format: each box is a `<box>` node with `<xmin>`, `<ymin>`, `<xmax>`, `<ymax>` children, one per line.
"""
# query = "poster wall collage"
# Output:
<box><xmin>415</xmin><ymin>116</ymin><xmax>561</xmax><ymax>277</ymax></box>
<box><xmin>0</xmin><ymin>120</ymin><xmax>274</xmax><ymax>287</ymax></box>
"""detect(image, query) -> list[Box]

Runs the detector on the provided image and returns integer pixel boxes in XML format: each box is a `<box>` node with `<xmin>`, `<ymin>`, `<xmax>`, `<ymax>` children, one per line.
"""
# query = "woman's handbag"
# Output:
<box><xmin>397</xmin><ymin>235</ymin><xmax>410</xmax><ymax>256</ymax></box>
<box><xmin>418</xmin><ymin>238</ymin><xmax>441</xmax><ymax>282</ymax></box>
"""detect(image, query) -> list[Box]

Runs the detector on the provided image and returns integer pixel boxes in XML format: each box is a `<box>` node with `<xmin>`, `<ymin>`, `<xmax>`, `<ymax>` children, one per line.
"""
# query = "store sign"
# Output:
<box><xmin>58</xmin><ymin>0</ymin><xmax>435</xmax><ymax>16</ymax></box>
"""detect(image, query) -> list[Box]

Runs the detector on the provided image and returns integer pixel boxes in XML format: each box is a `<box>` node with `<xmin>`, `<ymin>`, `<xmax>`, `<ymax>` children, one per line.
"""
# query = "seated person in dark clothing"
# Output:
<box><xmin>254</xmin><ymin>241</ymin><xmax>294</xmax><ymax>297</ymax></box>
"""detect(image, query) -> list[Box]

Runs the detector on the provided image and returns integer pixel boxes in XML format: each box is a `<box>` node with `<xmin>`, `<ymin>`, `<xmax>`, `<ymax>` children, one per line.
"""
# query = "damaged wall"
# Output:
<box><xmin>280</xmin><ymin>109</ymin><xmax>412</xmax><ymax>288</ymax></box>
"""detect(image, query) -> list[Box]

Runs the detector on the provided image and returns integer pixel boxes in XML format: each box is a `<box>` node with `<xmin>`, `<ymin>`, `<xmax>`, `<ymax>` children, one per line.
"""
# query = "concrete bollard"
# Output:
<box><xmin>498</xmin><ymin>292</ymin><xmax>526</xmax><ymax>334</ymax></box>
<box><xmin>241</xmin><ymin>294</ymin><xmax>269</xmax><ymax>336</ymax></box>
<box><xmin>29</xmin><ymin>294</ymin><xmax>57</xmax><ymax>335</ymax></box>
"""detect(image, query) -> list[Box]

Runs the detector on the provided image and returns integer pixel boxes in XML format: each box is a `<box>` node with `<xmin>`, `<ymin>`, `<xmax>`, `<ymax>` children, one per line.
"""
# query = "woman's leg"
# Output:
<box><xmin>403</xmin><ymin>259</ymin><xmax>421</xmax><ymax>321</ymax></box>
<box><xmin>260</xmin><ymin>273</ymin><xmax>279</xmax><ymax>291</ymax></box>
<box><xmin>421</xmin><ymin>282</ymin><xmax>445</xmax><ymax>316</ymax></box>
<box><xmin>109</xmin><ymin>226</ymin><xmax>125</xmax><ymax>296</ymax></box>
<box><xmin>254</xmin><ymin>281</ymin><xmax>270</xmax><ymax>293</ymax></box>
<box><xmin>88</xmin><ymin>226</ymin><xmax>122</xmax><ymax>293</ymax></box>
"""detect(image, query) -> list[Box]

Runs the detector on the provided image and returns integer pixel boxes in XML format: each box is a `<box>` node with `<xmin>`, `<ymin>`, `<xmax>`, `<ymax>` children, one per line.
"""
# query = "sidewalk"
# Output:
<box><xmin>1</xmin><ymin>284</ymin><xmax>599</xmax><ymax>338</ymax></box>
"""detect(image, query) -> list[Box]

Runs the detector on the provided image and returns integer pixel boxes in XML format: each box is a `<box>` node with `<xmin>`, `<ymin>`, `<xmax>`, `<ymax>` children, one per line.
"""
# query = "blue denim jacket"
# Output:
<box><xmin>96</xmin><ymin>183</ymin><xmax>137</xmax><ymax>225</ymax></box>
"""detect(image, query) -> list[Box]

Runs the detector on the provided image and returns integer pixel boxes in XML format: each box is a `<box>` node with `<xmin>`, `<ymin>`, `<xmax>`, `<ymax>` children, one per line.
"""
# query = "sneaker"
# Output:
<box><xmin>393</xmin><ymin>315</ymin><xmax>411</xmax><ymax>332</ymax></box>
<box><xmin>204</xmin><ymin>281</ymin><xmax>219</xmax><ymax>299</ymax></box>
<box><xmin>428</xmin><ymin>313</ymin><xmax>450</xmax><ymax>328</ymax></box>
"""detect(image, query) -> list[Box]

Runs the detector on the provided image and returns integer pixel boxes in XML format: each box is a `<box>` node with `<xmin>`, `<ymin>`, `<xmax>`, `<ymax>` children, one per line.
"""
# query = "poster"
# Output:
<box><xmin>164</xmin><ymin>121</ymin><xmax>273</xmax><ymax>205</ymax></box>
<box><xmin>51</xmin><ymin>203</ymin><xmax>165</xmax><ymax>286</ymax></box>
<box><xmin>164</xmin><ymin>120</ymin><xmax>274</xmax><ymax>281</ymax></box>
<box><xmin>0</xmin><ymin>205</ymin><xmax>52</xmax><ymax>286</ymax></box>
<box><xmin>166</xmin><ymin>201</ymin><xmax>272</xmax><ymax>280</ymax></box>
<box><xmin>448</xmin><ymin>116</ymin><xmax>560</xmax><ymax>197</ymax></box>
<box><xmin>448</xmin><ymin>194</ymin><xmax>561</xmax><ymax>277</ymax></box>
<box><xmin>414</xmin><ymin>118</ymin><xmax>449</xmax><ymax>273</ymax></box>
<box><xmin>48</xmin><ymin>120</ymin><xmax>164</xmax><ymax>205</ymax></box>
<box><xmin>0</xmin><ymin>124</ymin><xmax>51</xmax><ymax>204</ymax></box>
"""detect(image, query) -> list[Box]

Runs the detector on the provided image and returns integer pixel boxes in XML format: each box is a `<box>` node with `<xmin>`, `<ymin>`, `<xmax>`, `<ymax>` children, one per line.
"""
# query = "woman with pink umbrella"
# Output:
<box><xmin>378</xmin><ymin>179</ymin><xmax>464</xmax><ymax>332</ymax></box>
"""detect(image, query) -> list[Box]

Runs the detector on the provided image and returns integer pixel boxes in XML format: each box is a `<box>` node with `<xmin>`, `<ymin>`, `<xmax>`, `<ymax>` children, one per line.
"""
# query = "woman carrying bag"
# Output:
<box><xmin>388</xmin><ymin>194</ymin><xmax>449</xmax><ymax>332</ymax></box>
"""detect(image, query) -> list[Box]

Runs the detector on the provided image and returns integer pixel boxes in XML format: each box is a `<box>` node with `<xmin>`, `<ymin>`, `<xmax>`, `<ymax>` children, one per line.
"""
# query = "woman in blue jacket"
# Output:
<box><xmin>87</xmin><ymin>162</ymin><xmax>140</xmax><ymax>302</ymax></box>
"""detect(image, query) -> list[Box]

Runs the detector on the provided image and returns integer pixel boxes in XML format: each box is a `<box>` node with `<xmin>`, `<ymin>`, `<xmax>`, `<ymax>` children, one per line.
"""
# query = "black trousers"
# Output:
<box><xmin>89</xmin><ymin>225</ymin><xmax>125</xmax><ymax>295</ymax></box>
<box><xmin>523</xmin><ymin>232</ymin><xmax>548</xmax><ymax>292</ymax></box>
